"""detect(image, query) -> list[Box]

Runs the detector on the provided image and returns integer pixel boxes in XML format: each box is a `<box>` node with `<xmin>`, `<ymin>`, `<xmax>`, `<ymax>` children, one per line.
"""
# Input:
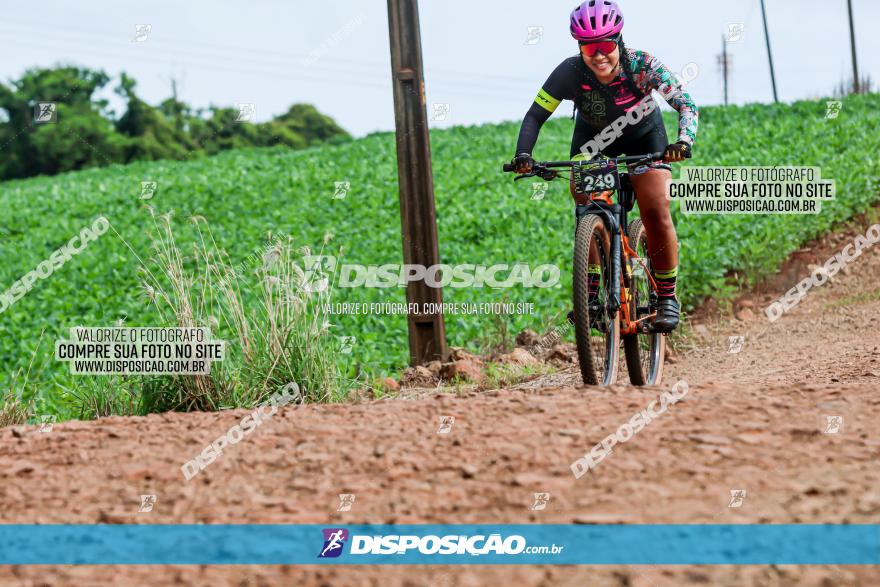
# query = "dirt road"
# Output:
<box><xmin>2</xmin><ymin>222</ymin><xmax>879</xmax><ymax>586</ymax></box>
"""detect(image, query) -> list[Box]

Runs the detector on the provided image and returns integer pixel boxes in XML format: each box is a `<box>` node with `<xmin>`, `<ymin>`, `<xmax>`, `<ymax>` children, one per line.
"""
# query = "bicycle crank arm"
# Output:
<box><xmin>635</xmin><ymin>314</ymin><xmax>660</xmax><ymax>334</ymax></box>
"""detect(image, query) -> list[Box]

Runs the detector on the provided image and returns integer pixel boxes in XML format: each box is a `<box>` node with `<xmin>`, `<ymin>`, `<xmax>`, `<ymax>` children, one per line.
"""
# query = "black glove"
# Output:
<box><xmin>663</xmin><ymin>141</ymin><xmax>692</xmax><ymax>163</ymax></box>
<box><xmin>513</xmin><ymin>152</ymin><xmax>534</xmax><ymax>173</ymax></box>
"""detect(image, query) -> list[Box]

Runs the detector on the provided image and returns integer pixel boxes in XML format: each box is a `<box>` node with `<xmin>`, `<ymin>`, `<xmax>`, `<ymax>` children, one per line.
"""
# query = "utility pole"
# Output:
<box><xmin>759</xmin><ymin>0</ymin><xmax>779</xmax><ymax>102</ymax></box>
<box><xmin>718</xmin><ymin>34</ymin><xmax>730</xmax><ymax>105</ymax></box>
<box><xmin>387</xmin><ymin>0</ymin><xmax>448</xmax><ymax>365</ymax></box>
<box><xmin>847</xmin><ymin>0</ymin><xmax>860</xmax><ymax>93</ymax></box>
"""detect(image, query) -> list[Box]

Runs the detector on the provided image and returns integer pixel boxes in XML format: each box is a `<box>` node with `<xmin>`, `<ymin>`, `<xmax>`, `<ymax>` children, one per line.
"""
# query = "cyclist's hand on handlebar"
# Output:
<box><xmin>513</xmin><ymin>152</ymin><xmax>535</xmax><ymax>173</ymax></box>
<box><xmin>663</xmin><ymin>141</ymin><xmax>692</xmax><ymax>163</ymax></box>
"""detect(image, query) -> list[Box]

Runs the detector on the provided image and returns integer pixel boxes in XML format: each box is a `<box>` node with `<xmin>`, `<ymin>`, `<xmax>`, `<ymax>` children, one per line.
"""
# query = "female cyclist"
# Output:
<box><xmin>511</xmin><ymin>0</ymin><xmax>698</xmax><ymax>332</ymax></box>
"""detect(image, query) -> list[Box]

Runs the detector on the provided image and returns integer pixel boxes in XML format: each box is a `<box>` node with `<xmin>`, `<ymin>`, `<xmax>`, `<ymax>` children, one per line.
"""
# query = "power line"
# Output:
<box><xmin>0</xmin><ymin>19</ymin><xmax>540</xmax><ymax>87</ymax></box>
<box><xmin>0</xmin><ymin>30</ymin><xmax>534</xmax><ymax>105</ymax></box>
<box><xmin>0</xmin><ymin>34</ymin><xmax>542</xmax><ymax>108</ymax></box>
<box><xmin>0</xmin><ymin>28</ymin><xmax>540</xmax><ymax>107</ymax></box>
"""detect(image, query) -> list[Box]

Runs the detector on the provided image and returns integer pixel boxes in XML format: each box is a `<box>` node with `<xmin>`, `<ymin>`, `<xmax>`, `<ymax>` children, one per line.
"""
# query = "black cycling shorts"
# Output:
<box><xmin>569</xmin><ymin>113</ymin><xmax>671</xmax><ymax>174</ymax></box>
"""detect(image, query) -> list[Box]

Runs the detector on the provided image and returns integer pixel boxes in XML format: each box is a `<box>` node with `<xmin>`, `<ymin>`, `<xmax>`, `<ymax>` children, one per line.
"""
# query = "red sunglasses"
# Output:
<box><xmin>579</xmin><ymin>38</ymin><xmax>619</xmax><ymax>57</ymax></box>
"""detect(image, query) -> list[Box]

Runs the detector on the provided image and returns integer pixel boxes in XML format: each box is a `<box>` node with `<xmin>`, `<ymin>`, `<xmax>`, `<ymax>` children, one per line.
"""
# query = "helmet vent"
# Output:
<box><xmin>570</xmin><ymin>0</ymin><xmax>624</xmax><ymax>41</ymax></box>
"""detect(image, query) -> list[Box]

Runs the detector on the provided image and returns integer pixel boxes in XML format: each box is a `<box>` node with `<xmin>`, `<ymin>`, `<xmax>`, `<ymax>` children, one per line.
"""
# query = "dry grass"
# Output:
<box><xmin>77</xmin><ymin>208</ymin><xmax>352</xmax><ymax>418</ymax></box>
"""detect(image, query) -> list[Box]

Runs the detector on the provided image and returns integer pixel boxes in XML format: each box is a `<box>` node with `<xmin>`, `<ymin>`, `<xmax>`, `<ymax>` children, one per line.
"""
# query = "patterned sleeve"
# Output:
<box><xmin>627</xmin><ymin>49</ymin><xmax>698</xmax><ymax>145</ymax></box>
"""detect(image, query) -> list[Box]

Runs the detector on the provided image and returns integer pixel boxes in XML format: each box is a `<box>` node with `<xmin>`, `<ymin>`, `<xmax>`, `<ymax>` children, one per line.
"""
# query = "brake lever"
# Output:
<box><xmin>515</xmin><ymin>168</ymin><xmax>557</xmax><ymax>181</ymax></box>
<box><xmin>513</xmin><ymin>167</ymin><xmax>559</xmax><ymax>181</ymax></box>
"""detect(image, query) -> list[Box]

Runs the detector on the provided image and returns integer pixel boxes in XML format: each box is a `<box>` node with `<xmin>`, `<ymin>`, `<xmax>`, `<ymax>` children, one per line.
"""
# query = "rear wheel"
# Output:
<box><xmin>573</xmin><ymin>214</ymin><xmax>619</xmax><ymax>386</ymax></box>
<box><xmin>623</xmin><ymin>218</ymin><xmax>665</xmax><ymax>385</ymax></box>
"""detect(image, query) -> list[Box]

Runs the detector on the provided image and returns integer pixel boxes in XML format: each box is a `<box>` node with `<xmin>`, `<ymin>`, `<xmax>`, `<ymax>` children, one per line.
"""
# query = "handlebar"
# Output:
<box><xmin>502</xmin><ymin>152</ymin><xmax>667</xmax><ymax>174</ymax></box>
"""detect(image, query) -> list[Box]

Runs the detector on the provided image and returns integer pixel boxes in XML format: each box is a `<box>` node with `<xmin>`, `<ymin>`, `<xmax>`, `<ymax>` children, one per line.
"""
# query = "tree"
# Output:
<box><xmin>115</xmin><ymin>73</ymin><xmax>194</xmax><ymax>162</ymax></box>
<box><xmin>0</xmin><ymin>67</ymin><xmax>351</xmax><ymax>181</ymax></box>
<box><xmin>0</xmin><ymin>66</ymin><xmax>121</xmax><ymax>178</ymax></box>
<box><xmin>274</xmin><ymin>103</ymin><xmax>349</xmax><ymax>146</ymax></box>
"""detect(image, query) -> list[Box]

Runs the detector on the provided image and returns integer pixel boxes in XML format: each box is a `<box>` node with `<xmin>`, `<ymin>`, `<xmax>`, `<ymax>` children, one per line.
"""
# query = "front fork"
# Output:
<box><xmin>575</xmin><ymin>203</ymin><xmax>624</xmax><ymax>316</ymax></box>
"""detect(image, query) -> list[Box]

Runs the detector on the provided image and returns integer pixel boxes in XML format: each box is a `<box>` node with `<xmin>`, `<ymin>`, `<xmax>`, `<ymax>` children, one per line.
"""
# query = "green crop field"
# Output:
<box><xmin>2</xmin><ymin>93</ymin><xmax>879</xmax><ymax>419</ymax></box>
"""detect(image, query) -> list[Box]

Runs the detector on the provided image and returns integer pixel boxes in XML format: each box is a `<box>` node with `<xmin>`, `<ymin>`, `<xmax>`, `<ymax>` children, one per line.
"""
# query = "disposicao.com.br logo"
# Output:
<box><xmin>318</xmin><ymin>528</ymin><xmax>349</xmax><ymax>558</ymax></box>
<box><xmin>317</xmin><ymin>528</ymin><xmax>563</xmax><ymax>558</ymax></box>
<box><xmin>300</xmin><ymin>255</ymin><xmax>559</xmax><ymax>291</ymax></box>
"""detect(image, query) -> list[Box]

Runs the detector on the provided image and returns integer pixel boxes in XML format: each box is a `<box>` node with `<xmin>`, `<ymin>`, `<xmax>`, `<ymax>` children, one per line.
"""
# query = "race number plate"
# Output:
<box><xmin>576</xmin><ymin>161</ymin><xmax>620</xmax><ymax>193</ymax></box>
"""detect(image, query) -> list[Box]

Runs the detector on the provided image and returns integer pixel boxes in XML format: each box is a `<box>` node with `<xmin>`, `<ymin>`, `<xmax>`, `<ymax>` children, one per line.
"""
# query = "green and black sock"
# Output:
<box><xmin>653</xmin><ymin>266</ymin><xmax>678</xmax><ymax>299</ymax></box>
<box><xmin>588</xmin><ymin>264</ymin><xmax>601</xmax><ymax>301</ymax></box>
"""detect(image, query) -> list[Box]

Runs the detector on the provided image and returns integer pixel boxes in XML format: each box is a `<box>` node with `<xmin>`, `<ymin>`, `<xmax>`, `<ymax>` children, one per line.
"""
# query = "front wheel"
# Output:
<box><xmin>623</xmin><ymin>218</ymin><xmax>665</xmax><ymax>386</ymax></box>
<box><xmin>573</xmin><ymin>214</ymin><xmax>620</xmax><ymax>386</ymax></box>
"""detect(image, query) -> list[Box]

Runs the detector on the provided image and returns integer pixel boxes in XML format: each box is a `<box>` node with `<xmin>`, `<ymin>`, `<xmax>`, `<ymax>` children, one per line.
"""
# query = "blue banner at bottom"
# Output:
<box><xmin>0</xmin><ymin>524</ymin><xmax>877</xmax><ymax>565</ymax></box>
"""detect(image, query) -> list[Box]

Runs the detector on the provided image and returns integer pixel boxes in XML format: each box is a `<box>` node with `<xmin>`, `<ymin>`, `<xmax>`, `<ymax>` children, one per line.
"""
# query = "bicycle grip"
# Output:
<box><xmin>502</xmin><ymin>163</ymin><xmax>515</xmax><ymax>172</ymax></box>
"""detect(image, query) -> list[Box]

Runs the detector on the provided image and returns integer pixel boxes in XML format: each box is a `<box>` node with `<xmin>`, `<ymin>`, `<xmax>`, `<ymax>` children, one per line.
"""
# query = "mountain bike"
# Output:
<box><xmin>503</xmin><ymin>153</ymin><xmax>672</xmax><ymax>387</ymax></box>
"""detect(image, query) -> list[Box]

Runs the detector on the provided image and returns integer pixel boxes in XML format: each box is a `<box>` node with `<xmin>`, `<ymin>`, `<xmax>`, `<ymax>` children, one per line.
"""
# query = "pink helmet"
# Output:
<box><xmin>570</xmin><ymin>0</ymin><xmax>624</xmax><ymax>42</ymax></box>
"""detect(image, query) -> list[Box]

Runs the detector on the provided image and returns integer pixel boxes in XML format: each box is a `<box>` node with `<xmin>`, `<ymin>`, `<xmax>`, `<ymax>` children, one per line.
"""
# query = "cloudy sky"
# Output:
<box><xmin>1</xmin><ymin>0</ymin><xmax>876</xmax><ymax>136</ymax></box>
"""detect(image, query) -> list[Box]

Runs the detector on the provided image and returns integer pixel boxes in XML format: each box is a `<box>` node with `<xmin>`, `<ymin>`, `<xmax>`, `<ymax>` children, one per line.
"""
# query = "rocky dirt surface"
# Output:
<box><xmin>2</xmin><ymin>220</ymin><xmax>880</xmax><ymax>586</ymax></box>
